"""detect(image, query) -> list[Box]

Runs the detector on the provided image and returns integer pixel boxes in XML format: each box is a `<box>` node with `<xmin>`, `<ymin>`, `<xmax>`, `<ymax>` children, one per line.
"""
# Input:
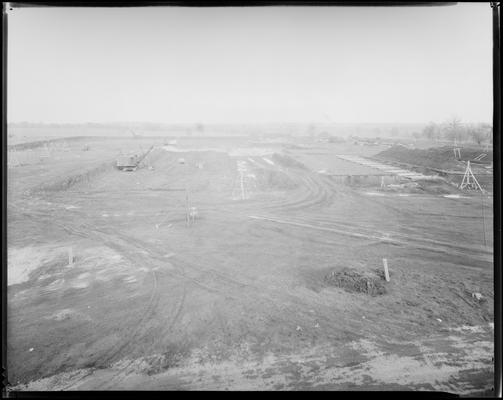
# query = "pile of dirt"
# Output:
<box><xmin>255</xmin><ymin>169</ymin><xmax>298</xmax><ymax>191</ymax></box>
<box><xmin>271</xmin><ymin>153</ymin><xmax>309</xmax><ymax>170</ymax></box>
<box><xmin>324</xmin><ymin>268</ymin><xmax>387</xmax><ymax>296</ymax></box>
<box><xmin>375</xmin><ymin>146</ymin><xmax>492</xmax><ymax>171</ymax></box>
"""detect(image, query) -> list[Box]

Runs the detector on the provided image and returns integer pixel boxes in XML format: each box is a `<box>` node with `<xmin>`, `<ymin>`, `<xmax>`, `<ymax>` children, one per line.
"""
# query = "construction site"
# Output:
<box><xmin>6</xmin><ymin>134</ymin><xmax>494</xmax><ymax>393</ymax></box>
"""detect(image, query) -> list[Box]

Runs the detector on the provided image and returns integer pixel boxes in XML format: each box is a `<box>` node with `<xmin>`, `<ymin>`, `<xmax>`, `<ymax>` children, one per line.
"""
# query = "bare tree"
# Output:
<box><xmin>421</xmin><ymin>122</ymin><xmax>440</xmax><ymax>141</ymax></box>
<box><xmin>480</xmin><ymin>123</ymin><xmax>493</xmax><ymax>145</ymax></box>
<box><xmin>443</xmin><ymin>117</ymin><xmax>464</xmax><ymax>143</ymax></box>
<box><xmin>465</xmin><ymin>124</ymin><xmax>486</xmax><ymax>145</ymax></box>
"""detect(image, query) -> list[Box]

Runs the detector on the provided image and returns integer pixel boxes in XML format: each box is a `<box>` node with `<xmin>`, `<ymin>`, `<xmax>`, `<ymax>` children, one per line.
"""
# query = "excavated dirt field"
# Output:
<box><xmin>6</xmin><ymin>137</ymin><xmax>494</xmax><ymax>393</ymax></box>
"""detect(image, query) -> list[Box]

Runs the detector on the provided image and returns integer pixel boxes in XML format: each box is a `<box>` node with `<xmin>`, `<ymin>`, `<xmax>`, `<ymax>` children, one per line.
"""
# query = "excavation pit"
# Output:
<box><xmin>324</xmin><ymin>268</ymin><xmax>387</xmax><ymax>296</ymax></box>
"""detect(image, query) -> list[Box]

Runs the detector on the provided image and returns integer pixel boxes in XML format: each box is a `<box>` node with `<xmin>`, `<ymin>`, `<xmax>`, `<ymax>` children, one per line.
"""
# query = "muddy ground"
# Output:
<box><xmin>6</xmin><ymin>137</ymin><xmax>494</xmax><ymax>393</ymax></box>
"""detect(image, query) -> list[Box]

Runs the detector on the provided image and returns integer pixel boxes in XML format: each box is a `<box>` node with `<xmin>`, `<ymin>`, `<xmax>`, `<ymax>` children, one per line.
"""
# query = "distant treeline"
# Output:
<box><xmin>8</xmin><ymin>120</ymin><xmax>492</xmax><ymax>142</ymax></box>
<box><xmin>412</xmin><ymin>118</ymin><xmax>492</xmax><ymax>146</ymax></box>
<box><xmin>9</xmin><ymin>122</ymin><xmax>428</xmax><ymax>138</ymax></box>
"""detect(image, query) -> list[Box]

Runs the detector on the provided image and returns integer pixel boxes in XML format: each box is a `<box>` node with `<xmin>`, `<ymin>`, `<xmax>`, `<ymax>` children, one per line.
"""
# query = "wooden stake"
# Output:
<box><xmin>382</xmin><ymin>258</ymin><xmax>390</xmax><ymax>282</ymax></box>
<box><xmin>240</xmin><ymin>171</ymin><xmax>245</xmax><ymax>200</ymax></box>
<box><xmin>185</xmin><ymin>187</ymin><xmax>190</xmax><ymax>227</ymax></box>
<box><xmin>68</xmin><ymin>247</ymin><xmax>74</xmax><ymax>265</ymax></box>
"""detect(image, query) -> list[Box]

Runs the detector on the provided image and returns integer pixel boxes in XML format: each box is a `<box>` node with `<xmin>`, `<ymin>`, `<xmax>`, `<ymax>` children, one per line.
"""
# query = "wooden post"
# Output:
<box><xmin>240</xmin><ymin>171</ymin><xmax>245</xmax><ymax>200</ymax></box>
<box><xmin>68</xmin><ymin>247</ymin><xmax>74</xmax><ymax>266</ymax></box>
<box><xmin>185</xmin><ymin>188</ymin><xmax>189</xmax><ymax>227</ymax></box>
<box><xmin>382</xmin><ymin>258</ymin><xmax>390</xmax><ymax>282</ymax></box>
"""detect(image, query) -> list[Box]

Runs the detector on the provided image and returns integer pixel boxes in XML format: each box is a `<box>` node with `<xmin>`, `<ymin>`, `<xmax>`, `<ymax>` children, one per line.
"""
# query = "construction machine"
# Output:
<box><xmin>116</xmin><ymin>145</ymin><xmax>154</xmax><ymax>172</ymax></box>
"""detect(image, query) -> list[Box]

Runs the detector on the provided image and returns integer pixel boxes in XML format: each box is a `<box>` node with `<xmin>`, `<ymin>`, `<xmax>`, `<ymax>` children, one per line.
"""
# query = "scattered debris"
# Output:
<box><xmin>436</xmin><ymin>318</ymin><xmax>442</xmax><ymax>323</ymax></box>
<box><xmin>472</xmin><ymin>292</ymin><xmax>483</xmax><ymax>301</ymax></box>
<box><xmin>29</xmin><ymin>348</ymin><xmax>34</xmax><ymax>352</ymax></box>
<box><xmin>314</xmin><ymin>323</ymin><xmax>320</xmax><ymax>328</ymax></box>
<box><xmin>296</xmin><ymin>326</ymin><xmax>302</xmax><ymax>332</ymax></box>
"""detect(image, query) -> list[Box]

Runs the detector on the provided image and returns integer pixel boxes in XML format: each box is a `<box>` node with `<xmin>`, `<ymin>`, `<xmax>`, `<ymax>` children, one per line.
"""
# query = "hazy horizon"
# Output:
<box><xmin>8</xmin><ymin>4</ymin><xmax>493</xmax><ymax>125</ymax></box>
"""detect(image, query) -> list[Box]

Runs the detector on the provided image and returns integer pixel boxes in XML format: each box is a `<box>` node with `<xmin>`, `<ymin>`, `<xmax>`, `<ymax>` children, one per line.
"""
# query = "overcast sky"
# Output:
<box><xmin>7</xmin><ymin>3</ymin><xmax>492</xmax><ymax>124</ymax></box>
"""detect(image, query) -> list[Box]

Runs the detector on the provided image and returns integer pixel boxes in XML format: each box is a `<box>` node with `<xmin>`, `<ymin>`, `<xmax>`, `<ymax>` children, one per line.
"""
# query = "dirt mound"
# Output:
<box><xmin>255</xmin><ymin>169</ymin><xmax>298</xmax><ymax>191</ymax></box>
<box><xmin>324</xmin><ymin>268</ymin><xmax>387</xmax><ymax>296</ymax></box>
<box><xmin>34</xmin><ymin>161</ymin><xmax>114</xmax><ymax>193</ymax></box>
<box><xmin>271</xmin><ymin>153</ymin><xmax>309</xmax><ymax>170</ymax></box>
<box><xmin>376</xmin><ymin>145</ymin><xmax>492</xmax><ymax>171</ymax></box>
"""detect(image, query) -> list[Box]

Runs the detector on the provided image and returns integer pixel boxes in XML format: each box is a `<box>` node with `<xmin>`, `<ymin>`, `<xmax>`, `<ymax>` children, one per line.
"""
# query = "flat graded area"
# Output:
<box><xmin>7</xmin><ymin>137</ymin><xmax>494</xmax><ymax>393</ymax></box>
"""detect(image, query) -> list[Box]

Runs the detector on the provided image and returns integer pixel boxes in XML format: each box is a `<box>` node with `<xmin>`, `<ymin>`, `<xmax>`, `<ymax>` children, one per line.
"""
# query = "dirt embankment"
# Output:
<box><xmin>375</xmin><ymin>145</ymin><xmax>493</xmax><ymax>192</ymax></box>
<box><xmin>375</xmin><ymin>146</ymin><xmax>492</xmax><ymax>171</ymax></box>
<box><xmin>271</xmin><ymin>153</ymin><xmax>309</xmax><ymax>170</ymax></box>
<box><xmin>32</xmin><ymin>161</ymin><xmax>116</xmax><ymax>193</ymax></box>
<box><xmin>9</xmin><ymin>137</ymin><xmax>93</xmax><ymax>151</ymax></box>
